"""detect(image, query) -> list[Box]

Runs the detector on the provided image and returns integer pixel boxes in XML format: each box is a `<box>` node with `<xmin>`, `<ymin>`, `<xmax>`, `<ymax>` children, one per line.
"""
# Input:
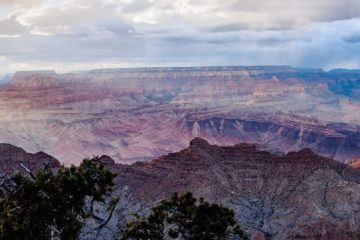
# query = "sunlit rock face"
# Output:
<box><xmin>0</xmin><ymin>66</ymin><xmax>359</xmax><ymax>165</ymax></box>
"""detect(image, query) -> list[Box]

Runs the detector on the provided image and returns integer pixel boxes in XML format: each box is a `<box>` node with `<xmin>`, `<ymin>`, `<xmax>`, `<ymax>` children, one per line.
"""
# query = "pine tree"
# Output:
<box><xmin>0</xmin><ymin>157</ymin><xmax>118</xmax><ymax>240</ymax></box>
<box><xmin>119</xmin><ymin>192</ymin><xmax>249</xmax><ymax>240</ymax></box>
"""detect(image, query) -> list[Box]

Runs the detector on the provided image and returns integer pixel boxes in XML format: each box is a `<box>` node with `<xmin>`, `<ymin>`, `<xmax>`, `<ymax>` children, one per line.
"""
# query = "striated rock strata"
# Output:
<box><xmin>0</xmin><ymin>67</ymin><xmax>360</xmax><ymax>165</ymax></box>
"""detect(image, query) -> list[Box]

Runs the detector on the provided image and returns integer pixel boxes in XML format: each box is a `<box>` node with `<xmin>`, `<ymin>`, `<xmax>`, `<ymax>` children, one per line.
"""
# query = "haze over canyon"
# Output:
<box><xmin>0</xmin><ymin>66</ymin><xmax>359</xmax><ymax>165</ymax></box>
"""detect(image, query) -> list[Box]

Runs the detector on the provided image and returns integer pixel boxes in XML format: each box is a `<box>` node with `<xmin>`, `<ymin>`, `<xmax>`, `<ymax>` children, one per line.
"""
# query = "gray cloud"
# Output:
<box><xmin>0</xmin><ymin>15</ymin><xmax>27</xmax><ymax>36</ymax></box>
<box><xmin>0</xmin><ymin>0</ymin><xmax>42</xmax><ymax>7</ymax></box>
<box><xmin>343</xmin><ymin>33</ymin><xmax>360</xmax><ymax>43</ymax></box>
<box><xmin>0</xmin><ymin>0</ymin><xmax>360</xmax><ymax>74</ymax></box>
<box><xmin>120</xmin><ymin>0</ymin><xmax>154</xmax><ymax>14</ymax></box>
<box><xmin>225</xmin><ymin>0</ymin><xmax>360</xmax><ymax>24</ymax></box>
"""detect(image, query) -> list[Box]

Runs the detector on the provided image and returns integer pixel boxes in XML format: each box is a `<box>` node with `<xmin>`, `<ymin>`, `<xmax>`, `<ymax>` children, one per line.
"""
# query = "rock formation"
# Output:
<box><xmin>0</xmin><ymin>143</ymin><xmax>59</xmax><ymax>175</ymax></box>
<box><xmin>1</xmin><ymin>140</ymin><xmax>360</xmax><ymax>239</ymax></box>
<box><xmin>0</xmin><ymin>67</ymin><xmax>359</xmax><ymax>164</ymax></box>
<box><xmin>85</xmin><ymin>138</ymin><xmax>360</xmax><ymax>240</ymax></box>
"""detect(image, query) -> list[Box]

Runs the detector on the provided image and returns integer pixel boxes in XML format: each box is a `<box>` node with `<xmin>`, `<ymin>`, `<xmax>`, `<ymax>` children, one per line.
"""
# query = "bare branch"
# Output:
<box><xmin>96</xmin><ymin>197</ymin><xmax>119</xmax><ymax>237</ymax></box>
<box><xmin>20</xmin><ymin>163</ymin><xmax>36</xmax><ymax>180</ymax></box>
<box><xmin>0</xmin><ymin>178</ymin><xmax>18</xmax><ymax>195</ymax></box>
<box><xmin>89</xmin><ymin>157</ymin><xmax>103</xmax><ymax>165</ymax></box>
<box><xmin>43</xmin><ymin>159</ymin><xmax>54</xmax><ymax>175</ymax></box>
<box><xmin>90</xmin><ymin>197</ymin><xmax>105</xmax><ymax>222</ymax></box>
<box><xmin>8</xmin><ymin>206</ymin><xmax>22</xmax><ymax>212</ymax></box>
<box><xmin>0</xmin><ymin>182</ymin><xmax>13</xmax><ymax>194</ymax></box>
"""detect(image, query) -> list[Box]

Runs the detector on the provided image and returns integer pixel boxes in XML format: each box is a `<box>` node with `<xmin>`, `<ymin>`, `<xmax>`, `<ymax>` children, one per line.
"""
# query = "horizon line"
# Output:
<box><xmin>5</xmin><ymin>65</ymin><xmax>360</xmax><ymax>76</ymax></box>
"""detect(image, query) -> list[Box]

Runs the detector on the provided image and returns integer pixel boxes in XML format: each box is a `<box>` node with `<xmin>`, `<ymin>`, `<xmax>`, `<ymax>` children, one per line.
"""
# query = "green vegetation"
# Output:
<box><xmin>0</xmin><ymin>157</ymin><xmax>118</xmax><ymax>240</ymax></box>
<box><xmin>0</xmin><ymin>158</ymin><xmax>248</xmax><ymax>240</ymax></box>
<box><xmin>119</xmin><ymin>192</ymin><xmax>248</xmax><ymax>240</ymax></box>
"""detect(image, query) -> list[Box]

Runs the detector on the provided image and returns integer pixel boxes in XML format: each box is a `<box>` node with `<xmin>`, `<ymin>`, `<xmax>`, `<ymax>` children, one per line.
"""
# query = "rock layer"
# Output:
<box><xmin>0</xmin><ymin>67</ymin><xmax>359</xmax><ymax>164</ymax></box>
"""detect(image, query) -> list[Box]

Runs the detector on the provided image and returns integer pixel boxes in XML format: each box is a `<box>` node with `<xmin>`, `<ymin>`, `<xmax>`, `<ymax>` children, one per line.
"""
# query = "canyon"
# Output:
<box><xmin>0</xmin><ymin>66</ymin><xmax>359</xmax><ymax>165</ymax></box>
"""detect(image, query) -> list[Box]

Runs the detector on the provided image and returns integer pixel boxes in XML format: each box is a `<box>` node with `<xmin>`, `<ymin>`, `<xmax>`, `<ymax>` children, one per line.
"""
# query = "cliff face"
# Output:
<box><xmin>1</xmin><ymin>141</ymin><xmax>360</xmax><ymax>240</ymax></box>
<box><xmin>0</xmin><ymin>67</ymin><xmax>359</xmax><ymax>165</ymax></box>
<box><xmin>80</xmin><ymin>138</ymin><xmax>360</xmax><ymax>240</ymax></box>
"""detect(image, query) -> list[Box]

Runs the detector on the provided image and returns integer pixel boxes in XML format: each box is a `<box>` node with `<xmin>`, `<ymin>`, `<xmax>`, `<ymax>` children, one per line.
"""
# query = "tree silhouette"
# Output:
<box><xmin>119</xmin><ymin>192</ymin><xmax>248</xmax><ymax>240</ymax></box>
<box><xmin>0</xmin><ymin>157</ymin><xmax>118</xmax><ymax>240</ymax></box>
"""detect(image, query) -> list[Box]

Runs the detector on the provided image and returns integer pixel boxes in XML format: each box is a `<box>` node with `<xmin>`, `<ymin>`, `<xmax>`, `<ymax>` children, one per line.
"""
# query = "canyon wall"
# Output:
<box><xmin>0</xmin><ymin>66</ymin><xmax>359</xmax><ymax>164</ymax></box>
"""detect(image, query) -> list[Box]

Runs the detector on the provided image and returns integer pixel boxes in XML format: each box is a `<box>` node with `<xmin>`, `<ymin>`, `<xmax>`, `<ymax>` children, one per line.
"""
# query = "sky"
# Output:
<box><xmin>1</xmin><ymin>0</ymin><xmax>360</xmax><ymax>74</ymax></box>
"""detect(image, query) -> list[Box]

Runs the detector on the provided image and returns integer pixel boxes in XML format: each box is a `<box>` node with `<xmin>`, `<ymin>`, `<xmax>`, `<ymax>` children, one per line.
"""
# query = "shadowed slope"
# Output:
<box><xmin>0</xmin><ymin>143</ymin><xmax>60</xmax><ymax>175</ymax></box>
<box><xmin>96</xmin><ymin>138</ymin><xmax>360</xmax><ymax>240</ymax></box>
<box><xmin>0</xmin><ymin>140</ymin><xmax>360</xmax><ymax>239</ymax></box>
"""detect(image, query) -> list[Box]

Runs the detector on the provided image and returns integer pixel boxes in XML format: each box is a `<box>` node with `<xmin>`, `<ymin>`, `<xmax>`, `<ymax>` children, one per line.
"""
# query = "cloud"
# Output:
<box><xmin>341</xmin><ymin>19</ymin><xmax>360</xmax><ymax>43</ymax></box>
<box><xmin>343</xmin><ymin>34</ymin><xmax>360</xmax><ymax>43</ymax></box>
<box><xmin>0</xmin><ymin>0</ymin><xmax>360</xmax><ymax>74</ymax></box>
<box><xmin>0</xmin><ymin>0</ymin><xmax>42</xmax><ymax>8</ymax></box>
<box><xmin>0</xmin><ymin>15</ymin><xmax>27</xmax><ymax>36</ymax></box>
<box><xmin>116</xmin><ymin>0</ymin><xmax>360</xmax><ymax>30</ymax></box>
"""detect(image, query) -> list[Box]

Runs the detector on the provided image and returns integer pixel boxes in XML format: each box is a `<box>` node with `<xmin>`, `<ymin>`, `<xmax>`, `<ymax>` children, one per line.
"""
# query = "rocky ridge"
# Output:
<box><xmin>0</xmin><ymin>143</ymin><xmax>59</xmax><ymax>175</ymax></box>
<box><xmin>84</xmin><ymin>138</ymin><xmax>360</xmax><ymax>240</ymax></box>
<box><xmin>1</xmin><ymin>140</ymin><xmax>360</xmax><ymax>239</ymax></box>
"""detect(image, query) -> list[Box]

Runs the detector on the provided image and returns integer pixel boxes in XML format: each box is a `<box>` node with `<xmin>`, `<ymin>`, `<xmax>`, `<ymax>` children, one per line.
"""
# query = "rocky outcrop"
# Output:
<box><xmin>11</xmin><ymin>71</ymin><xmax>58</xmax><ymax>89</ymax></box>
<box><xmin>0</xmin><ymin>143</ymin><xmax>59</xmax><ymax>175</ymax></box>
<box><xmin>1</xmin><ymin>140</ymin><xmax>360</xmax><ymax>239</ymax></box>
<box><xmin>80</xmin><ymin>138</ymin><xmax>360</xmax><ymax>240</ymax></box>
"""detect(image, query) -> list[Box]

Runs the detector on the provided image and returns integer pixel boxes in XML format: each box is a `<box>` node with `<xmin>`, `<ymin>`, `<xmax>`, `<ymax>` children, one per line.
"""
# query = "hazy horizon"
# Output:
<box><xmin>1</xmin><ymin>0</ymin><xmax>360</xmax><ymax>74</ymax></box>
<box><xmin>3</xmin><ymin>64</ymin><xmax>360</xmax><ymax>77</ymax></box>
